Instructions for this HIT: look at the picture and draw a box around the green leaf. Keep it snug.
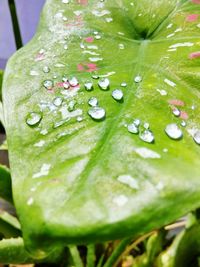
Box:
[0,70,5,127]
[0,165,12,203]
[3,0,200,258]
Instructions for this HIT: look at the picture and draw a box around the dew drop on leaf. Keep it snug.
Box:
[121,82,127,87]
[84,81,93,91]
[172,108,181,117]
[77,116,83,122]
[88,107,106,120]
[68,100,76,111]
[69,77,79,87]
[165,123,183,140]
[139,130,155,143]
[53,97,63,107]
[181,121,186,127]
[193,130,200,145]
[98,78,110,90]
[43,80,54,90]
[112,89,123,101]
[88,97,98,107]
[43,66,50,73]
[26,112,42,126]
[127,123,139,134]
[134,75,142,83]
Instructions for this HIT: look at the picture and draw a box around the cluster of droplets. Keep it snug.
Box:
[127,119,155,144]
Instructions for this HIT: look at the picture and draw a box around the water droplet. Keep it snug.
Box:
[127,123,139,134]
[98,78,110,90]
[88,107,106,120]
[119,43,125,49]
[88,97,98,107]
[144,122,150,129]
[172,108,181,117]
[112,89,123,101]
[62,0,70,3]
[43,66,50,73]
[64,44,68,50]
[91,72,99,79]
[69,77,79,87]
[193,130,200,145]
[77,116,83,122]
[134,119,141,127]
[26,112,42,126]
[68,100,76,111]
[53,97,63,107]
[139,130,155,143]
[84,80,93,91]
[121,82,127,87]
[181,121,186,127]
[62,76,68,82]
[165,123,183,140]
[43,80,54,90]
[63,82,70,89]
[134,75,142,83]
[95,35,102,40]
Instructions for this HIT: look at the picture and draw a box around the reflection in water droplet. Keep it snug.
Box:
[112,89,123,101]
[127,123,139,134]
[88,97,98,107]
[165,123,183,140]
[139,130,154,143]
[43,66,50,73]
[26,112,42,126]
[98,78,110,90]
[172,108,180,117]
[43,80,54,90]
[88,107,106,120]
[53,97,63,107]
[69,77,79,87]
[84,81,93,91]
[134,76,142,83]
[194,130,200,145]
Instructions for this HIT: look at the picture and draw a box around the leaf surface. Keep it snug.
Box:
[3,0,200,257]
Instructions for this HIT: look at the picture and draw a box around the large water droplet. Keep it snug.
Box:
[43,80,54,90]
[98,78,110,90]
[139,130,155,143]
[88,97,98,107]
[112,89,123,101]
[84,81,93,91]
[26,112,42,126]
[69,77,79,87]
[88,107,106,120]
[172,108,181,117]
[165,123,183,140]
[194,130,200,145]
[53,97,63,107]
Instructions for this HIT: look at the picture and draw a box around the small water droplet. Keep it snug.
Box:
[88,97,98,107]
[62,0,70,3]
[121,82,127,87]
[43,80,54,90]
[180,121,186,127]
[88,107,106,120]
[62,76,68,82]
[26,112,42,126]
[53,97,63,107]
[127,123,139,134]
[95,35,101,40]
[139,130,155,143]
[144,122,150,129]
[112,89,123,101]
[69,77,79,87]
[165,123,183,140]
[68,100,76,111]
[77,116,83,122]
[134,119,141,127]
[63,82,70,89]
[172,108,181,117]
[43,66,50,73]
[98,78,110,90]
[84,80,93,91]
[64,44,68,50]
[134,75,142,83]
[91,72,99,79]
[193,130,200,145]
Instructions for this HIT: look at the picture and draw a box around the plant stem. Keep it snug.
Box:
[69,246,84,267]
[87,244,95,267]
[8,0,23,49]
[103,238,132,267]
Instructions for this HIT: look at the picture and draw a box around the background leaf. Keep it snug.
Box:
[3,0,200,258]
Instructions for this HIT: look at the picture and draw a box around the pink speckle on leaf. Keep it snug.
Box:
[191,0,200,4]
[189,51,200,59]
[180,111,189,120]
[77,64,85,71]
[85,36,94,43]
[168,99,185,106]
[186,14,199,22]
[77,62,98,72]
[77,0,88,5]
[35,53,45,62]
